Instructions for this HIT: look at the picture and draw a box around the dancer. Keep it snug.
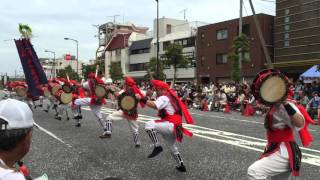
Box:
[103,76,145,146]
[140,80,194,172]
[73,73,109,137]
[247,70,314,179]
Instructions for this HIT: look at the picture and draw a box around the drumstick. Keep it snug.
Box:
[66,74,70,82]
[95,65,99,78]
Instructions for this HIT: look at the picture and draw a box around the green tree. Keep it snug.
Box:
[164,43,189,84]
[82,64,96,79]
[109,62,123,82]
[228,33,250,83]
[146,57,166,80]
[56,65,79,80]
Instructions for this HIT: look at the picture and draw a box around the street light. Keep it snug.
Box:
[64,37,79,75]
[44,49,56,78]
[155,0,159,79]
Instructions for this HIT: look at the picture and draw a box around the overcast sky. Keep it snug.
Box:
[0,0,275,76]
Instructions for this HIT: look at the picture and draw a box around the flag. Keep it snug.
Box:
[15,39,48,98]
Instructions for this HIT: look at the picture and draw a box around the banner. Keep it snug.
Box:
[15,39,48,98]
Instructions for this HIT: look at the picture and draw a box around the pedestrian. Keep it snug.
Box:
[140,80,194,172]
[0,99,34,180]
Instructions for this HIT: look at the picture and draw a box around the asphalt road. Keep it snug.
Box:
[21,102,320,180]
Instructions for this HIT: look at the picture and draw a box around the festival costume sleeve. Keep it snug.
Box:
[297,105,315,147]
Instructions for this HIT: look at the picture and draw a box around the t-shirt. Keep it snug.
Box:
[154,95,175,115]
[0,159,25,180]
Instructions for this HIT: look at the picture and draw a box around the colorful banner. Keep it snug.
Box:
[15,39,48,99]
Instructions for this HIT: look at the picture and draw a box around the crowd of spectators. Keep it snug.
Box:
[136,79,320,120]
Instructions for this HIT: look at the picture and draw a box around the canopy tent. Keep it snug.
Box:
[299,65,320,82]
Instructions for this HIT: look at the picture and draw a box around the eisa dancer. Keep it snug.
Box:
[247,70,314,179]
[73,73,109,137]
[139,80,194,172]
[103,76,145,147]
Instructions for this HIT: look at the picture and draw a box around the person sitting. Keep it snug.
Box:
[306,91,320,120]
[0,99,34,180]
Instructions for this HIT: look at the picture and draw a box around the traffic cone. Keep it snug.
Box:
[203,100,208,112]
[243,104,253,116]
[224,103,230,113]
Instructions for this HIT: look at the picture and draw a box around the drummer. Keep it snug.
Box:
[247,69,314,179]
[103,76,145,147]
[72,73,109,137]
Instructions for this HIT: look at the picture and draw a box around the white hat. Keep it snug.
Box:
[0,99,34,130]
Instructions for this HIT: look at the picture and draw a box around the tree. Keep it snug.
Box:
[146,57,166,80]
[228,33,250,83]
[57,65,79,80]
[82,64,96,79]
[164,43,189,84]
[109,62,123,82]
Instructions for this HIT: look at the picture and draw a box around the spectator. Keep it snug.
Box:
[306,91,320,120]
[0,99,34,180]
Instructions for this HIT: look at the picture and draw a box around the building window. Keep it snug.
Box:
[130,48,150,55]
[284,17,290,24]
[284,33,290,39]
[166,24,172,34]
[174,37,195,48]
[115,49,121,56]
[216,29,228,40]
[284,25,290,31]
[216,53,228,64]
[285,9,290,15]
[129,63,148,72]
[201,33,205,39]
[284,40,290,47]
[163,41,171,51]
[238,24,250,36]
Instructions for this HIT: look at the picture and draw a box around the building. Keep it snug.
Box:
[97,22,150,78]
[274,0,320,78]
[150,18,204,82]
[39,55,83,78]
[196,14,274,84]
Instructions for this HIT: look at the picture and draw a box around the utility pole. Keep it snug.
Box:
[180,9,187,20]
[239,0,243,79]
[248,0,274,69]
[156,0,160,79]
[92,24,100,62]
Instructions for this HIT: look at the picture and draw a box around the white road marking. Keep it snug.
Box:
[33,122,72,148]
[82,107,320,167]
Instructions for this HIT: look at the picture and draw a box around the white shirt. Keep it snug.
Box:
[154,95,175,115]
[0,159,25,180]
[271,102,304,158]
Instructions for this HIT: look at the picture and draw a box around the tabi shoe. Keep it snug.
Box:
[147,146,163,158]
[99,132,111,139]
[176,164,186,172]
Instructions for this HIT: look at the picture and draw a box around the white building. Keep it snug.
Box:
[99,18,206,82]
[39,55,83,78]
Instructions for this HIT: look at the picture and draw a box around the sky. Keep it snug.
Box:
[0,0,275,76]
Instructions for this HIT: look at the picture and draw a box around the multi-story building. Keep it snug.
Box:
[196,14,274,83]
[274,0,320,78]
[98,22,150,78]
[39,55,83,78]
[125,18,205,82]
